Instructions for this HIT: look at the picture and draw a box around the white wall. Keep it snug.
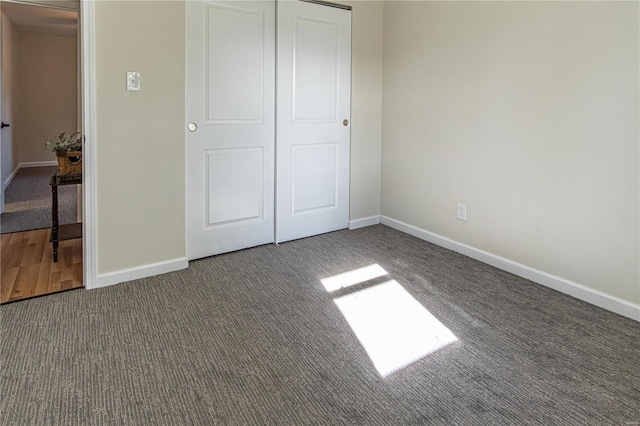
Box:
[381,2,639,306]
[15,32,77,164]
[1,13,17,187]
[93,0,383,277]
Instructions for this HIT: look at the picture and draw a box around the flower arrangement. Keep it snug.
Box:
[46,132,84,175]
[45,132,83,153]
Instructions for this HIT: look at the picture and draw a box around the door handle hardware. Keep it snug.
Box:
[188,123,197,132]
[343,119,349,126]
[1,122,9,129]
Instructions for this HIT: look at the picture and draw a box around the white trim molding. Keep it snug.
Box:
[380,216,640,322]
[81,0,98,290]
[3,166,20,190]
[95,258,189,289]
[348,215,381,230]
[3,161,58,190]
[19,160,57,168]
[2,1,79,11]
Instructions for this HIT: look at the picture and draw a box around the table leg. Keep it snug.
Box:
[52,183,58,263]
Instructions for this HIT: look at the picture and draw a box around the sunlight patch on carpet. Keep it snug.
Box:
[320,263,388,292]
[323,265,457,377]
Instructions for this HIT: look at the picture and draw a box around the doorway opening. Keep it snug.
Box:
[0,0,82,303]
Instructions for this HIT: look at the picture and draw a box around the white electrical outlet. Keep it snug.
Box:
[457,204,467,221]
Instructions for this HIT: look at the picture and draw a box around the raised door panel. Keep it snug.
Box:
[292,143,337,213]
[206,148,263,225]
[293,17,338,122]
[206,4,265,123]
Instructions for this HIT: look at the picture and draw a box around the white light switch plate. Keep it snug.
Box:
[126,71,140,91]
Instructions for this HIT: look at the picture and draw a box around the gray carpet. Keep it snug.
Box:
[1,225,638,424]
[1,166,77,234]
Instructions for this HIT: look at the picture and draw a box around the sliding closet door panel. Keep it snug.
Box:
[186,1,275,260]
[276,0,352,243]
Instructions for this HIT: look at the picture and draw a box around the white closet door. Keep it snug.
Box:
[186,0,275,260]
[276,0,352,243]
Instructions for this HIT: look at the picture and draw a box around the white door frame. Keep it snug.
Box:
[0,0,96,288]
[80,0,97,289]
[0,14,4,215]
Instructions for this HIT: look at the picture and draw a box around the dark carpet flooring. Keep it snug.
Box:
[1,166,77,234]
[1,225,638,424]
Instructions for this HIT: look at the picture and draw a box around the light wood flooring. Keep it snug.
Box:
[1,228,82,304]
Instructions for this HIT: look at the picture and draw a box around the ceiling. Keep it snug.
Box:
[1,1,78,38]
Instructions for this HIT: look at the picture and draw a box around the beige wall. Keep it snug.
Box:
[94,0,382,275]
[343,0,383,221]
[15,32,77,164]
[95,1,186,274]
[381,1,639,304]
[1,13,17,186]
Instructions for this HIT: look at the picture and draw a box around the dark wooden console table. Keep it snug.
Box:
[50,173,82,262]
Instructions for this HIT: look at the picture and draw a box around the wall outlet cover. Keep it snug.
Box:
[457,204,467,221]
[126,72,141,91]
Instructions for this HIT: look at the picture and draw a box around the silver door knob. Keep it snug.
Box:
[343,119,349,126]
[188,123,197,132]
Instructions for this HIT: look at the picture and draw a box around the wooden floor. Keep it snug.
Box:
[1,228,82,304]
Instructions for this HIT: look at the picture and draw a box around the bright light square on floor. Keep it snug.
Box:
[333,280,457,377]
[321,264,388,292]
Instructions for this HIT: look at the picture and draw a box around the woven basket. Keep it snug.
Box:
[56,151,82,175]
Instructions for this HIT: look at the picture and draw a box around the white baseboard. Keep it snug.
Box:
[3,166,20,190]
[20,160,57,168]
[3,161,58,190]
[349,215,381,230]
[380,216,640,322]
[92,257,189,289]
